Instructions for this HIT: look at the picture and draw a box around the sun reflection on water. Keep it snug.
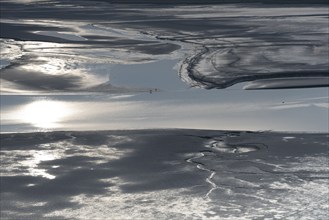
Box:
[23,150,58,180]
[18,100,73,129]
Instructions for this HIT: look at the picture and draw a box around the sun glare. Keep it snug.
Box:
[19,100,72,129]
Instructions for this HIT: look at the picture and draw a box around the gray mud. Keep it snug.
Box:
[1,0,328,92]
[1,129,328,219]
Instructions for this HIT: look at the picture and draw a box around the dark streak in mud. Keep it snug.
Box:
[179,46,329,89]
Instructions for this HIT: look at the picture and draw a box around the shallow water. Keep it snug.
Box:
[1,130,328,219]
[0,1,328,219]
[1,77,328,133]
[1,0,328,133]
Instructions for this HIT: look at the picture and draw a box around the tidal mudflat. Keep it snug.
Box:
[1,130,328,219]
[0,0,328,219]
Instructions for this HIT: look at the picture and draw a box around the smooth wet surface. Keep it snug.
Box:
[1,85,329,133]
[1,0,328,133]
[0,1,328,219]
[1,130,328,219]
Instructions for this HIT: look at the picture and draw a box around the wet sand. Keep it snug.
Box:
[1,1,328,219]
[1,1,328,93]
[1,129,328,219]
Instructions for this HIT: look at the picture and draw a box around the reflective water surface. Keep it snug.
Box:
[1,81,329,133]
[1,0,328,133]
[1,130,328,219]
[0,1,328,220]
